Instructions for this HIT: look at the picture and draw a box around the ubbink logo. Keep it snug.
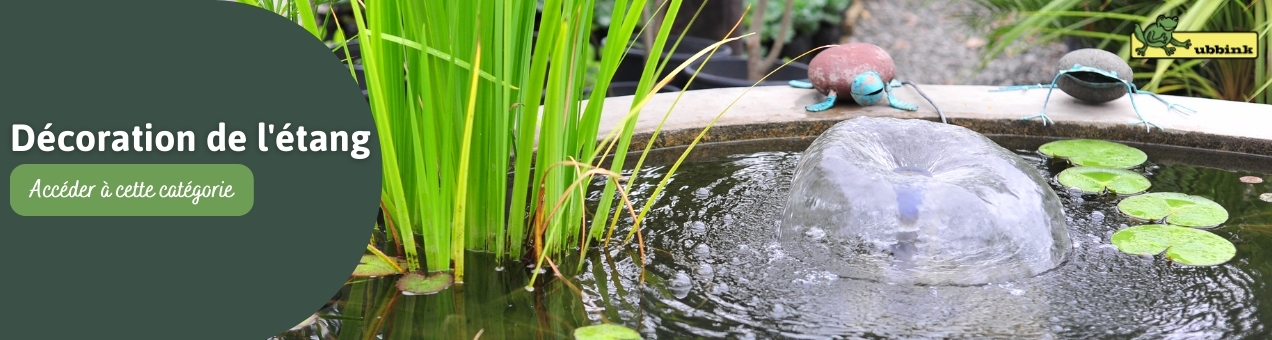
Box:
[1129,14,1258,59]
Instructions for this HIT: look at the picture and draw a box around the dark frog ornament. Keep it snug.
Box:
[990,48,1196,132]
[789,43,946,123]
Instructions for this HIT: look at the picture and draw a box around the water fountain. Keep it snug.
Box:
[778,116,1070,286]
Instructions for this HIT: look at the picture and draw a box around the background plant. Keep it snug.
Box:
[742,0,794,81]
[743,0,851,46]
[736,0,851,81]
[968,0,1271,104]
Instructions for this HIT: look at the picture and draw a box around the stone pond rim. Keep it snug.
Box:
[587,85,1272,157]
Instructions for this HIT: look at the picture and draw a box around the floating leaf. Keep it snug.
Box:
[1038,139,1147,168]
[1117,192,1229,228]
[352,254,407,277]
[397,271,453,295]
[1056,166,1151,194]
[1110,224,1236,266]
[574,324,642,340]
[1261,193,1272,202]
[1239,176,1264,184]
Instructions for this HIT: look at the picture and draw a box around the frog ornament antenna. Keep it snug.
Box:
[990,48,1195,132]
[788,43,947,124]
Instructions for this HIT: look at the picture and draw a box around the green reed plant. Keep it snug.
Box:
[519,2,759,289]
[969,0,1271,104]
[234,0,328,40]
[345,0,740,285]
[248,0,797,294]
[569,2,765,276]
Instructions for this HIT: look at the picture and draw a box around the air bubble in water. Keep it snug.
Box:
[669,272,692,299]
[804,227,826,240]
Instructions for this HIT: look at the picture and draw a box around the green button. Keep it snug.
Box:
[10,164,254,217]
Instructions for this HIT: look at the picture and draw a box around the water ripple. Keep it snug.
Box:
[583,148,1271,339]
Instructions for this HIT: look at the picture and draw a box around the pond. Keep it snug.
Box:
[275,134,1272,340]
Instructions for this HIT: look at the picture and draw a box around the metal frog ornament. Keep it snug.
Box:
[991,48,1196,132]
[789,43,946,124]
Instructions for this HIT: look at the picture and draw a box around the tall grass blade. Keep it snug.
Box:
[352,0,421,273]
[975,0,1082,72]
[452,22,484,284]
[586,0,683,260]
[1253,0,1270,103]
[581,0,649,244]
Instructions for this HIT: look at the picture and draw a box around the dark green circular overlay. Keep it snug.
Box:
[1,1,380,339]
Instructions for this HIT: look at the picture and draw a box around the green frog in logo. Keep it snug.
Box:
[1134,15,1191,56]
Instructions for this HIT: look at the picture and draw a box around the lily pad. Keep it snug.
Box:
[1038,139,1147,168]
[1056,166,1151,194]
[396,271,453,295]
[1117,192,1229,228]
[1110,224,1236,266]
[352,254,407,277]
[574,324,642,340]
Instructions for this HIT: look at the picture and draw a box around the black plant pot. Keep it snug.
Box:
[333,38,361,63]
[812,21,843,48]
[682,56,809,90]
[539,89,595,104]
[348,64,366,91]
[777,22,843,64]
[604,35,735,89]
[602,81,683,97]
[318,2,361,42]
[779,34,815,64]
[808,21,842,60]
[590,28,607,55]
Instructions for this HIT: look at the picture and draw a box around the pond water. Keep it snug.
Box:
[275,135,1272,340]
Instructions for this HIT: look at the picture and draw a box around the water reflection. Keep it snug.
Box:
[277,137,1272,340]
[584,138,1271,339]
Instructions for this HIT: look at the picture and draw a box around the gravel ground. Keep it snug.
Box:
[845,0,1069,86]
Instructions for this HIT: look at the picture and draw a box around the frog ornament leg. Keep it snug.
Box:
[790,73,947,123]
[991,64,1196,132]
[790,72,913,111]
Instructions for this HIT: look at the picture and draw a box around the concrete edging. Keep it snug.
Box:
[594,85,1272,156]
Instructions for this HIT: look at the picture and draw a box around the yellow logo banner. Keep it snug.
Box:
[1130,31,1259,59]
